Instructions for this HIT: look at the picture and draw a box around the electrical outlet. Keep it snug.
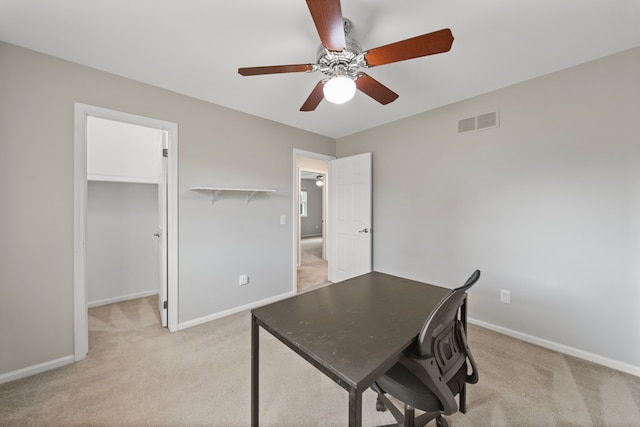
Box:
[500,289,511,304]
[239,275,249,286]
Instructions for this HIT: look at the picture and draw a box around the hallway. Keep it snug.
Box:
[297,236,329,292]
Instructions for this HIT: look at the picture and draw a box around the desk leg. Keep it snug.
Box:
[459,296,468,413]
[251,315,259,426]
[348,389,362,427]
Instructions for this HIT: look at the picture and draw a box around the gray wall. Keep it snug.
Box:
[337,47,640,369]
[301,178,323,237]
[0,41,335,376]
[87,182,158,306]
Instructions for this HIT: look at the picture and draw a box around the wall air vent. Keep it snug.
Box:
[477,111,498,129]
[458,110,499,134]
[458,117,476,133]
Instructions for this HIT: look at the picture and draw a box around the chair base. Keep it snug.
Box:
[375,393,448,427]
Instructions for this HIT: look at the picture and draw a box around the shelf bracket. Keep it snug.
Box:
[246,191,258,204]
[210,190,222,204]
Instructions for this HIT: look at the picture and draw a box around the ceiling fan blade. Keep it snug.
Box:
[238,64,314,76]
[300,80,325,112]
[306,0,346,52]
[364,28,454,67]
[355,73,399,105]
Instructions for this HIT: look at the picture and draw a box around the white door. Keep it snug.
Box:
[157,135,168,327]
[328,152,372,283]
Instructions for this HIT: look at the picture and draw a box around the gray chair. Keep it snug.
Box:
[372,270,480,427]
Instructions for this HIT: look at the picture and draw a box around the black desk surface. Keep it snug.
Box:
[252,271,451,393]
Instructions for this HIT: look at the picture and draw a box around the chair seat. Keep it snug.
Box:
[376,362,467,412]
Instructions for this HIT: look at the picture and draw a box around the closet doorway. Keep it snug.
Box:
[74,103,178,362]
[86,117,165,315]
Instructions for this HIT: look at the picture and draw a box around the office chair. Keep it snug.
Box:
[372,270,481,427]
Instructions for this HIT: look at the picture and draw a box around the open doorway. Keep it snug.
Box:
[86,116,164,315]
[294,151,333,293]
[298,171,328,292]
[74,103,178,362]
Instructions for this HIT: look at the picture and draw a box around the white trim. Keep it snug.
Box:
[88,290,158,308]
[0,356,75,385]
[74,106,89,361]
[166,122,179,333]
[87,174,159,184]
[74,103,180,364]
[469,318,640,377]
[177,291,294,330]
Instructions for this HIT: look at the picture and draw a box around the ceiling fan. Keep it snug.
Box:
[238,0,454,112]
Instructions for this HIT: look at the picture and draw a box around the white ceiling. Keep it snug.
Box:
[1,0,639,139]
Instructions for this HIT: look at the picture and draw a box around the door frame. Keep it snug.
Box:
[158,132,169,327]
[292,149,334,292]
[73,103,179,361]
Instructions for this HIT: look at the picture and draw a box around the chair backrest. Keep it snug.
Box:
[416,270,480,381]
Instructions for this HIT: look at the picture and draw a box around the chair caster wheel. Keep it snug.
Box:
[435,415,448,427]
[376,398,386,412]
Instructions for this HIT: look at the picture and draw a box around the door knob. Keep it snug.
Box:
[358,228,369,233]
[154,232,161,237]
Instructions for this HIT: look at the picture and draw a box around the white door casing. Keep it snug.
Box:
[157,134,168,327]
[328,152,373,283]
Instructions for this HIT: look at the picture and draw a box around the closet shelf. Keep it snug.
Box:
[189,187,276,204]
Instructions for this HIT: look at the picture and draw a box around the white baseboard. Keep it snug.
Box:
[469,318,640,377]
[0,355,75,385]
[178,291,294,331]
[88,290,157,308]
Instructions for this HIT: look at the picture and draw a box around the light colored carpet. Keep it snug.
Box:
[1,294,640,426]
[297,236,330,293]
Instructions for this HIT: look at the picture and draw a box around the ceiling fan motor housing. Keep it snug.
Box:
[315,18,367,80]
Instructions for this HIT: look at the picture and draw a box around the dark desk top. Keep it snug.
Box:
[252,271,451,393]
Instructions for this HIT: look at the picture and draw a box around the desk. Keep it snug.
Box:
[251,271,467,426]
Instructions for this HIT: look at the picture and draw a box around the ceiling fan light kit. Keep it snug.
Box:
[323,74,356,104]
[238,0,454,112]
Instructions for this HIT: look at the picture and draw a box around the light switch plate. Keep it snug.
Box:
[500,289,510,304]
